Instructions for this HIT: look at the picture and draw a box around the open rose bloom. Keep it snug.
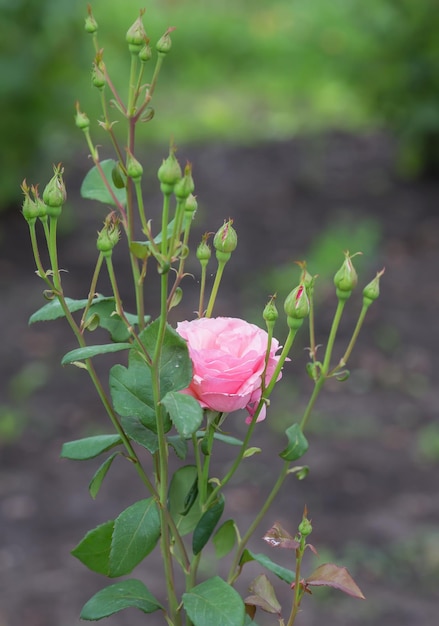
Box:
[176,317,282,423]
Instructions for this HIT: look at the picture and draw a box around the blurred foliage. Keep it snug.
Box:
[345,0,439,177]
[1,0,439,209]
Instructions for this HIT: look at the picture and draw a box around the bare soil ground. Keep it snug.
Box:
[1,132,439,626]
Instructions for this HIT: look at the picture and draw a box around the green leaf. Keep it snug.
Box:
[80,159,127,207]
[193,495,225,555]
[89,453,120,499]
[168,465,202,536]
[80,579,163,620]
[109,321,191,433]
[195,431,244,447]
[162,391,203,438]
[71,520,114,575]
[121,415,159,454]
[139,319,193,393]
[240,550,295,585]
[167,434,188,459]
[61,434,122,460]
[109,498,161,577]
[243,447,261,458]
[213,519,238,559]
[61,343,132,365]
[182,576,245,626]
[29,295,107,324]
[86,299,130,342]
[110,352,159,432]
[279,423,309,462]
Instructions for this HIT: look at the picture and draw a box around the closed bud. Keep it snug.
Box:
[75,101,90,130]
[84,5,98,34]
[284,284,310,320]
[184,194,198,217]
[126,10,147,51]
[334,251,359,300]
[21,180,39,222]
[157,145,182,193]
[126,150,143,182]
[156,27,175,54]
[298,515,312,538]
[213,219,238,257]
[363,268,385,307]
[196,234,211,265]
[96,213,120,257]
[295,260,314,291]
[139,43,152,63]
[174,163,194,200]
[263,296,279,328]
[42,164,66,217]
[92,60,106,89]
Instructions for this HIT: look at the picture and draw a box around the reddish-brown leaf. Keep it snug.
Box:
[263,522,300,550]
[305,563,365,599]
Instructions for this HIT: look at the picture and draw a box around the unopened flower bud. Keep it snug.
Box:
[334,251,359,300]
[284,284,310,321]
[139,43,152,63]
[196,234,211,266]
[21,180,39,222]
[126,150,143,182]
[157,147,182,194]
[96,214,120,257]
[298,515,312,538]
[184,194,198,217]
[84,5,98,34]
[42,165,66,217]
[363,268,385,307]
[156,27,175,54]
[213,219,238,264]
[75,101,90,130]
[92,61,106,89]
[126,10,147,52]
[263,296,279,331]
[174,163,194,200]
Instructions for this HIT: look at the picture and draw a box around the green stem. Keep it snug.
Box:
[80,252,104,331]
[205,259,226,318]
[28,221,53,289]
[300,298,346,431]
[227,461,290,584]
[331,303,368,374]
[198,260,208,317]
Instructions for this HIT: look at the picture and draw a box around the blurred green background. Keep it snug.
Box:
[1,0,439,208]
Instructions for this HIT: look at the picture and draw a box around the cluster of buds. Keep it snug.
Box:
[21,165,67,224]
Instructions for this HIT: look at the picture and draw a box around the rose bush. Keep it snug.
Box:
[176,317,282,422]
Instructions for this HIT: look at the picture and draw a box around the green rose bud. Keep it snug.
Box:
[158,146,182,194]
[96,214,120,257]
[21,180,39,222]
[196,234,211,266]
[42,164,66,217]
[84,6,98,34]
[156,27,175,54]
[174,163,195,200]
[363,268,385,307]
[75,101,90,130]
[139,43,152,63]
[334,251,359,300]
[284,284,310,320]
[213,219,238,263]
[126,10,148,52]
[92,61,106,90]
[126,150,143,182]
[298,515,312,538]
[263,296,279,325]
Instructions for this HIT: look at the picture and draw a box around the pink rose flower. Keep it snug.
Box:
[176,317,282,423]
